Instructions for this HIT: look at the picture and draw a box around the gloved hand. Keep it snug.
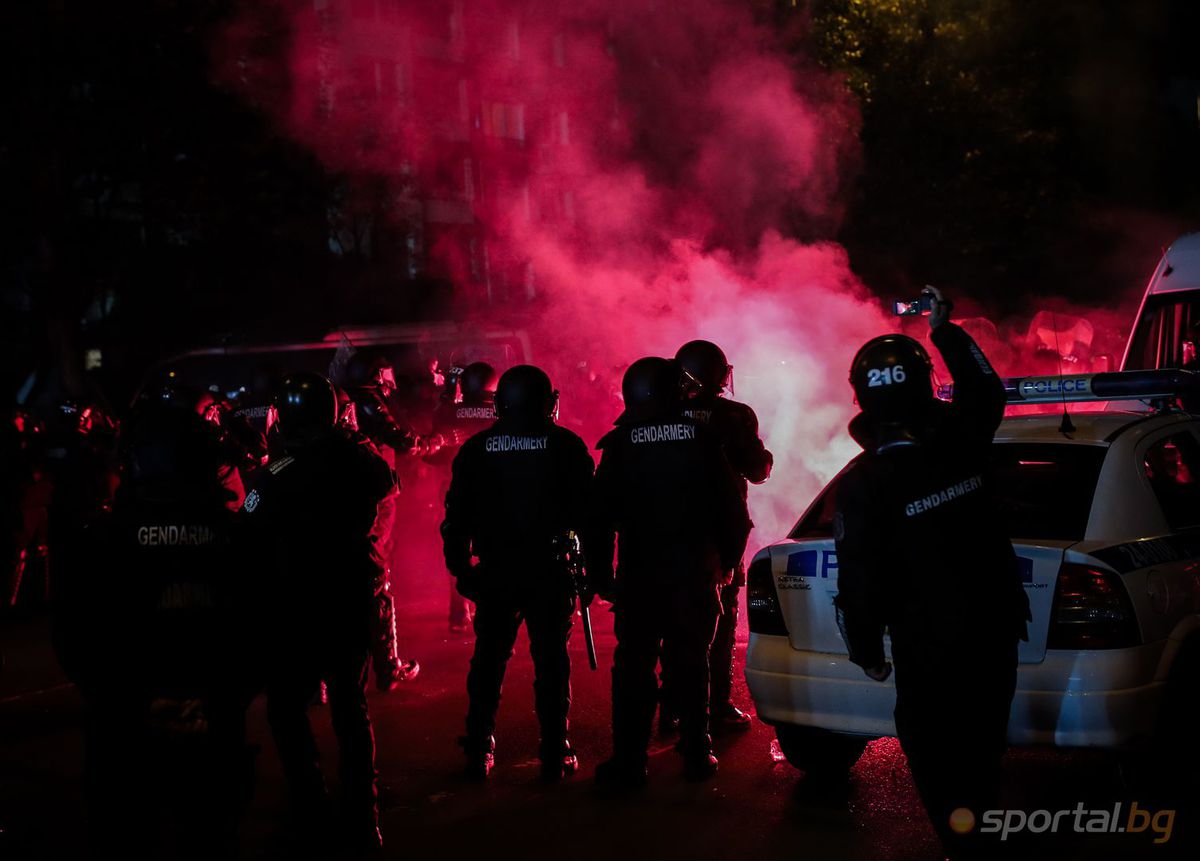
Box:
[922,285,952,329]
[864,662,893,682]
[454,562,485,601]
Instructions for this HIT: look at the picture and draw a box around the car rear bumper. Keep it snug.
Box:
[745,634,1166,748]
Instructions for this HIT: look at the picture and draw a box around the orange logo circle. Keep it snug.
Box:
[949,808,976,835]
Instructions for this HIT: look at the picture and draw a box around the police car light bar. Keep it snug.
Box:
[936,369,1200,406]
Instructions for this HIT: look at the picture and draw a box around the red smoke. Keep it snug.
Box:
[216,2,1136,547]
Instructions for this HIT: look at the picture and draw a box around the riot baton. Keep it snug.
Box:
[553,530,597,670]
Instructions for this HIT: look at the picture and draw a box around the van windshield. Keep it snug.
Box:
[788,442,1106,542]
[1125,293,1200,371]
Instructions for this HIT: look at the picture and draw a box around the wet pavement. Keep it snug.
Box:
[1,590,1194,860]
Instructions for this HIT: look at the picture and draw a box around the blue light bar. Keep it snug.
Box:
[936,369,1200,406]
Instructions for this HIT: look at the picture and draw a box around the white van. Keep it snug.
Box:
[1122,233,1200,372]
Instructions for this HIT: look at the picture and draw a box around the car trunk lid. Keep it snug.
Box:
[769,538,1068,663]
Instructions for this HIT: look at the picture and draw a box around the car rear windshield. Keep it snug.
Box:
[990,443,1106,540]
[789,443,1106,542]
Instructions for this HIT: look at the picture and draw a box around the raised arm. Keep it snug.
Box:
[925,287,1006,439]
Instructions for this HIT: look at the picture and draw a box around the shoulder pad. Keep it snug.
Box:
[723,398,757,421]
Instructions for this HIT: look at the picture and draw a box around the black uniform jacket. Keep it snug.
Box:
[56,484,241,701]
[590,410,751,594]
[426,399,498,468]
[441,416,594,577]
[833,323,1031,671]
[242,430,396,638]
[681,395,773,493]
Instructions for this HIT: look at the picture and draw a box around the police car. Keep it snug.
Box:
[745,370,1200,778]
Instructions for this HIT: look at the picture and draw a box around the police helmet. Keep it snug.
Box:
[495,365,557,420]
[345,349,395,390]
[274,372,339,437]
[849,334,934,419]
[621,357,684,420]
[675,340,732,394]
[460,362,499,403]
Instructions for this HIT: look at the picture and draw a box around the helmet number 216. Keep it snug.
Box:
[867,365,907,387]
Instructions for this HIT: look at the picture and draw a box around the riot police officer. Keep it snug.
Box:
[243,373,397,851]
[674,339,772,730]
[429,362,500,632]
[441,365,594,780]
[429,362,500,458]
[347,350,452,672]
[834,287,1030,859]
[591,358,751,787]
[346,349,454,462]
[54,404,249,858]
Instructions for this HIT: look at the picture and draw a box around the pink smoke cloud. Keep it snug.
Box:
[216,1,1137,549]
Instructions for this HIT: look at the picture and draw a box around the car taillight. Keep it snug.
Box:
[1047,563,1140,650]
[746,556,788,636]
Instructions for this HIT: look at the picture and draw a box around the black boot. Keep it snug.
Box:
[459,735,495,780]
[540,739,579,781]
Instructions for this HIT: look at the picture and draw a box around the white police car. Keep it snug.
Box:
[745,370,1200,778]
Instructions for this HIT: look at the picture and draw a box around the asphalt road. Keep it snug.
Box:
[1,565,1195,860]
